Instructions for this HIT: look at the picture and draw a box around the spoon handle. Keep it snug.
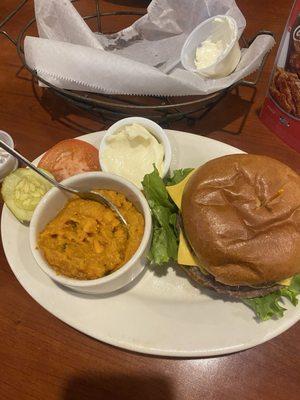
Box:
[0,140,78,195]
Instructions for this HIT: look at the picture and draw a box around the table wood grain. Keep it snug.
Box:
[0,1,299,399]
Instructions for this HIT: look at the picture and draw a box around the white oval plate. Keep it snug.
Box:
[2,130,300,357]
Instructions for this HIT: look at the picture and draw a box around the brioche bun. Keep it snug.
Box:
[182,154,300,286]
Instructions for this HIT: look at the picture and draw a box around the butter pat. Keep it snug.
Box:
[195,38,225,70]
[102,123,164,188]
[180,15,241,78]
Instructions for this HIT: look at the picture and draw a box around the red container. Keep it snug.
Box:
[260,0,300,151]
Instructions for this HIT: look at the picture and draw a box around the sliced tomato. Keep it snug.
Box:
[38,139,100,182]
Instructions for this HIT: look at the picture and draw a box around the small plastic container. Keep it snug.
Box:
[181,15,241,78]
[0,131,18,181]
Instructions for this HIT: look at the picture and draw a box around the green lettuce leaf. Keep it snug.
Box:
[243,293,286,321]
[280,274,300,306]
[149,227,173,264]
[243,275,300,321]
[165,168,194,186]
[142,166,189,265]
[142,167,175,210]
[150,204,178,261]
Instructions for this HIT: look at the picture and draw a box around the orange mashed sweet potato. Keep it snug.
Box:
[38,190,144,280]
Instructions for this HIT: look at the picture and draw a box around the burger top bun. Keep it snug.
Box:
[181,154,300,286]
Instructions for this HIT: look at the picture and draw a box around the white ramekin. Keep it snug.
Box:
[29,171,152,295]
[99,117,172,188]
[181,15,241,78]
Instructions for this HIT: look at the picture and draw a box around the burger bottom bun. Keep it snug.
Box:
[185,266,283,299]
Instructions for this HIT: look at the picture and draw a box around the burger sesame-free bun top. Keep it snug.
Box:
[181,154,300,286]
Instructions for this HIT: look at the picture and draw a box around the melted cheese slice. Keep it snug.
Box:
[279,277,292,286]
[166,172,194,209]
[178,231,198,266]
[166,171,197,266]
[166,171,293,287]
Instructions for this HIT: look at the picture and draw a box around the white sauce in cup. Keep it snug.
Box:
[102,123,164,188]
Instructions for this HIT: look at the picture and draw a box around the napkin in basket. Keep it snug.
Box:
[24,0,275,96]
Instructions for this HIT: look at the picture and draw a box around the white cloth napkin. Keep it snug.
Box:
[24,0,275,96]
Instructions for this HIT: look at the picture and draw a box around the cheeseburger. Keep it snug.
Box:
[179,154,300,299]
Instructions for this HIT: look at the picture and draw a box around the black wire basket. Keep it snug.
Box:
[1,0,274,124]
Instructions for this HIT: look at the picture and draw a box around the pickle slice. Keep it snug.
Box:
[1,168,53,223]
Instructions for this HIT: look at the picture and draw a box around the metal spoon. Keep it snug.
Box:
[0,140,128,227]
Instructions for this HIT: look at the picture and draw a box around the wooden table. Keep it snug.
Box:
[1,1,299,399]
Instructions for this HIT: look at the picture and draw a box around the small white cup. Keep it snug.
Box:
[181,15,241,78]
[99,117,172,188]
[0,131,18,181]
[30,172,152,295]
